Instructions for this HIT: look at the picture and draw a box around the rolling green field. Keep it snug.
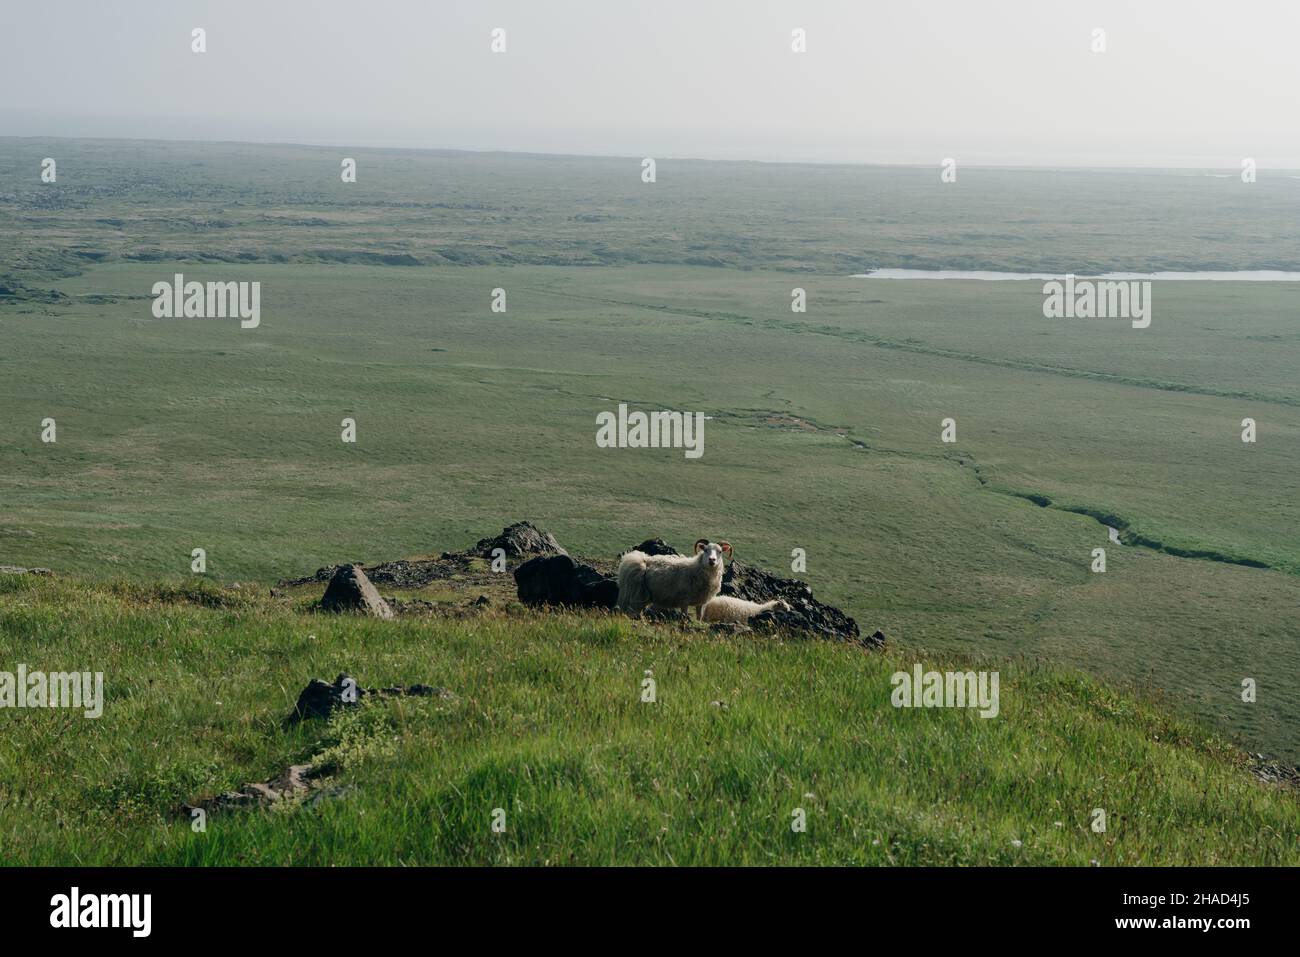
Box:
[2,134,1298,845]
[1,573,1296,866]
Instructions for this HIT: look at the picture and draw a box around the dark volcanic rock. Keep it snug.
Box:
[196,675,454,816]
[319,564,394,619]
[281,523,570,591]
[721,559,864,645]
[364,558,458,588]
[284,525,872,647]
[1251,754,1300,788]
[720,559,811,603]
[182,761,327,815]
[630,538,679,556]
[287,674,360,723]
[515,554,618,609]
[474,521,567,559]
[279,563,353,586]
[747,604,875,647]
[285,673,454,725]
[613,540,868,645]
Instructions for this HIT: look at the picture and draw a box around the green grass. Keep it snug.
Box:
[3,260,1298,765]
[2,138,1298,774]
[1,573,1295,866]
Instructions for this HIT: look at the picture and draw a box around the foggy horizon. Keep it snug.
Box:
[7,126,1300,173]
[4,0,1299,169]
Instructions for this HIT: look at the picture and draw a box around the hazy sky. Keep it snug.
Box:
[3,0,1297,167]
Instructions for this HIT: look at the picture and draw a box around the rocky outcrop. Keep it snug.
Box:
[182,762,333,816]
[473,521,567,559]
[0,565,52,576]
[285,673,453,725]
[364,558,462,588]
[183,674,455,816]
[287,524,874,647]
[1251,754,1300,788]
[282,523,571,592]
[610,538,869,645]
[278,563,352,586]
[319,565,393,619]
[749,605,883,648]
[628,538,678,557]
[719,558,866,645]
[514,554,618,609]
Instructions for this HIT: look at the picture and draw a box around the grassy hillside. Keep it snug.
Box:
[3,261,1298,765]
[0,571,1295,866]
[2,138,1297,771]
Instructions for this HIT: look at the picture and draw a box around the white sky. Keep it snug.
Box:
[2,0,1297,167]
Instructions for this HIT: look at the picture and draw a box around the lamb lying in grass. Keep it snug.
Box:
[701,595,791,623]
[617,539,732,619]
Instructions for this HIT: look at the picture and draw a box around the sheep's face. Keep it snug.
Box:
[693,539,733,570]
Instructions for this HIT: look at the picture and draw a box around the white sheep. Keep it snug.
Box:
[616,539,733,619]
[701,595,791,623]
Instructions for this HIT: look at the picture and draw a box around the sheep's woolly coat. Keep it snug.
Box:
[616,549,725,618]
[701,595,789,623]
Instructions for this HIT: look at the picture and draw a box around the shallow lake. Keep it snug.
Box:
[852,269,1300,281]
